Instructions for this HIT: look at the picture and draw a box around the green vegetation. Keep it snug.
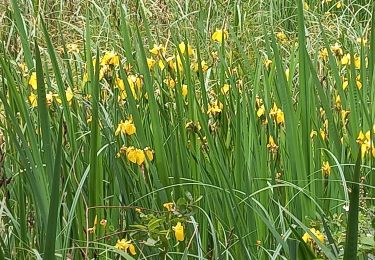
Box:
[0,0,374,259]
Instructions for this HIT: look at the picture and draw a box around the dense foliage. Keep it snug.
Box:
[0,0,374,259]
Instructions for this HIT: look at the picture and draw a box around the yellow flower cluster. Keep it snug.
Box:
[27,72,74,108]
[115,239,136,255]
[79,51,150,104]
[269,103,285,125]
[319,42,365,71]
[163,202,174,211]
[164,78,176,88]
[302,228,325,244]
[101,51,120,66]
[276,32,288,43]
[207,100,223,116]
[211,29,229,43]
[82,51,120,83]
[318,43,367,91]
[178,42,194,56]
[318,48,329,62]
[119,146,154,165]
[320,119,329,141]
[193,60,209,72]
[149,41,209,76]
[72,41,208,107]
[115,74,143,101]
[264,59,273,69]
[340,53,362,69]
[150,43,182,72]
[149,43,166,56]
[115,118,136,136]
[267,136,279,154]
[162,203,186,241]
[182,84,188,97]
[357,127,375,159]
[256,96,266,118]
[255,97,285,126]
[334,95,350,124]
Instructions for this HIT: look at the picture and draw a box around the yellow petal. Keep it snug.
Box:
[28,92,37,107]
[173,222,184,241]
[129,243,136,255]
[342,80,349,90]
[212,29,228,43]
[46,91,54,106]
[178,42,194,55]
[29,72,38,90]
[276,110,285,125]
[66,87,74,103]
[356,80,362,90]
[116,78,125,91]
[147,58,156,70]
[341,54,350,65]
[158,60,165,70]
[182,84,188,97]
[124,121,136,135]
[285,68,290,81]
[126,147,137,164]
[257,105,265,118]
[163,202,174,211]
[144,147,154,161]
[221,84,230,95]
[135,149,146,165]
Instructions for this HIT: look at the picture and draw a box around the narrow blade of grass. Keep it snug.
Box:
[343,151,362,260]
[35,40,54,185]
[44,114,64,260]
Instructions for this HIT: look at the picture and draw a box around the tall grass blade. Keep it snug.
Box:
[343,152,362,259]
[9,0,33,68]
[43,114,64,260]
[35,40,54,183]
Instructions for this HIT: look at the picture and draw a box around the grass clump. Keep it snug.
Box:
[0,0,374,259]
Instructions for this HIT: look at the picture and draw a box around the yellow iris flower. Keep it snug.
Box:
[212,29,228,43]
[221,84,230,95]
[147,58,156,70]
[267,136,279,154]
[269,103,285,125]
[302,228,325,244]
[115,239,136,255]
[322,161,331,177]
[125,146,146,165]
[29,72,38,90]
[182,84,188,97]
[207,100,223,116]
[28,93,37,108]
[66,87,74,104]
[173,222,184,241]
[178,42,194,56]
[163,202,174,211]
[115,119,136,136]
[101,51,120,66]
